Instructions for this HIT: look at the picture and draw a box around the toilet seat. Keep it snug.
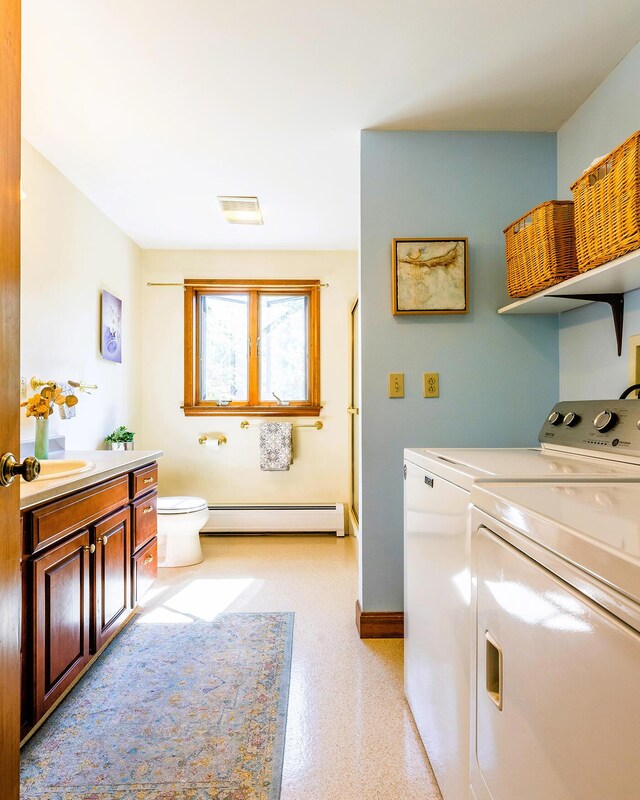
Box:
[157,496,208,515]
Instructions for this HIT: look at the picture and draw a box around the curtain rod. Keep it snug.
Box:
[146,281,329,289]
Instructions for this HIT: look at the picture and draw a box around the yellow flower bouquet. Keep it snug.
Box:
[21,384,79,459]
[21,385,78,419]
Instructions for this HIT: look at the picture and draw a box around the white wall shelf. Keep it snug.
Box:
[498,247,640,356]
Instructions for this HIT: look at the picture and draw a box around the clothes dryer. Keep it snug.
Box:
[469,480,640,800]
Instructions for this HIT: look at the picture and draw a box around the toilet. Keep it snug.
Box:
[157,496,209,567]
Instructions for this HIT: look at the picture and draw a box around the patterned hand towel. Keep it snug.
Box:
[259,422,293,471]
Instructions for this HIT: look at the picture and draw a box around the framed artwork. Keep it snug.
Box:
[101,290,122,363]
[392,238,468,315]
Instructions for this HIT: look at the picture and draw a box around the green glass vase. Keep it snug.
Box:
[34,416,49,460]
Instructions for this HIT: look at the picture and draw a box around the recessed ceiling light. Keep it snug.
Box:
[217,195,263,225]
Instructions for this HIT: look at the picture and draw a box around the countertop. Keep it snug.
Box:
[20,450,163,510]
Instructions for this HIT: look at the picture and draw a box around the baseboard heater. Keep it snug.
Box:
[202,503,345,537]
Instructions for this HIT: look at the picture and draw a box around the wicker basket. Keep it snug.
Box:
[504,201,578,298]
[571,130,640,272]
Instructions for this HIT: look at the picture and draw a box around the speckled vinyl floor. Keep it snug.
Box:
[140,534,443,800]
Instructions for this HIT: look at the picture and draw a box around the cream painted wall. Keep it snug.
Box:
[137,250,356,505]
[20,141,142,450]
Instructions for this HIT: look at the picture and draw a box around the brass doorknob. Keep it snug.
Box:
[0,453,40,487]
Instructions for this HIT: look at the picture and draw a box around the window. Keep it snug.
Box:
[184,279,321,416]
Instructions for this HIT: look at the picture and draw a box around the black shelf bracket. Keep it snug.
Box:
[553,293,625,356]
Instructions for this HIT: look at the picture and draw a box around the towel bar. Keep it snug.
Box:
[240,420,323,430]
[30,377,98,393]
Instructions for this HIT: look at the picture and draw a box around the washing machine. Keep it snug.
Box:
[404,399,640,800]
[469,479,640,800]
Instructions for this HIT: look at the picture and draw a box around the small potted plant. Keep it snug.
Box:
[105,425,135,451]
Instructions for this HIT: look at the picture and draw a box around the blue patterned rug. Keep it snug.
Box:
[21,612,294,800]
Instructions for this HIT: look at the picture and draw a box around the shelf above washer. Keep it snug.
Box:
[498,247,640,356]
[498,247,640,315]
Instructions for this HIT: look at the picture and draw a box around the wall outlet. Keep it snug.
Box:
[388,373,404,398]
[423,372,439,398]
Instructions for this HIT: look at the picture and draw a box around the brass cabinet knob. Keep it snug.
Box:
[142,505,154,514]
[143,554,154,564]
[98,535,108,546]
[0,453,41,487]
[83,543,96,554]
[143,476,154,484]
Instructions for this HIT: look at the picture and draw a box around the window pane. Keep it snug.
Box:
[259,294,308,402]
[200,294,248,402]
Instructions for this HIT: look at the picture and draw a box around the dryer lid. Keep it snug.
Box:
[157,496,208,515]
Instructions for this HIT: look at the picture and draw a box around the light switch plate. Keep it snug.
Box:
[423,372,439,398]
[628,334,640,386]
[388,373,404,398]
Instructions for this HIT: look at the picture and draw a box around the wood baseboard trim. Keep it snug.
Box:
[355,599,404,638]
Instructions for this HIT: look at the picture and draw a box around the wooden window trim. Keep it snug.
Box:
[183,279,321,417]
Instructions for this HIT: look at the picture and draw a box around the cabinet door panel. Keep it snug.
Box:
[93,507,131,653]
[33,530,91,719]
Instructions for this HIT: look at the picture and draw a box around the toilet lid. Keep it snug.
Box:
[157,496,208,515]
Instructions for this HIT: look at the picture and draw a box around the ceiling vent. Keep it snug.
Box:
[217,195,263,225]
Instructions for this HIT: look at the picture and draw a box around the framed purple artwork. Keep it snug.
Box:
[101,290,122,363]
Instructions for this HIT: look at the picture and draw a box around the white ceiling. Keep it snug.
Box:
[22,1,640,250]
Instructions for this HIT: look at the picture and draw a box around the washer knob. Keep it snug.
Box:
[593,409,618,433]
[564,411,580,427]
[548,411,563,426]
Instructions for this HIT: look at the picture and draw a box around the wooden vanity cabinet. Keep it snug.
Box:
[22,461,159,735]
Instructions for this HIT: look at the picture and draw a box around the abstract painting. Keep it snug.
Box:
[101,290,122,362]
[392,238,468,315]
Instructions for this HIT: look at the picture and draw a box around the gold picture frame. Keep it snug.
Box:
[392,238,468,315]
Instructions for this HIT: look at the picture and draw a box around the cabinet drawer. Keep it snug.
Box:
[132,491,157,552]
[132,537,158,606]
[130,463,158,500]
[30,476,129,554]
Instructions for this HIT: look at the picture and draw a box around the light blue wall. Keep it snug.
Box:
[360,131,559,612]
[557,42,640,399]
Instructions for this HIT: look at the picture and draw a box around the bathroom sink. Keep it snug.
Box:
[31,459,95,481]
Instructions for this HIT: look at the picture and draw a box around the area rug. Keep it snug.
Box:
[21,612,294,800]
